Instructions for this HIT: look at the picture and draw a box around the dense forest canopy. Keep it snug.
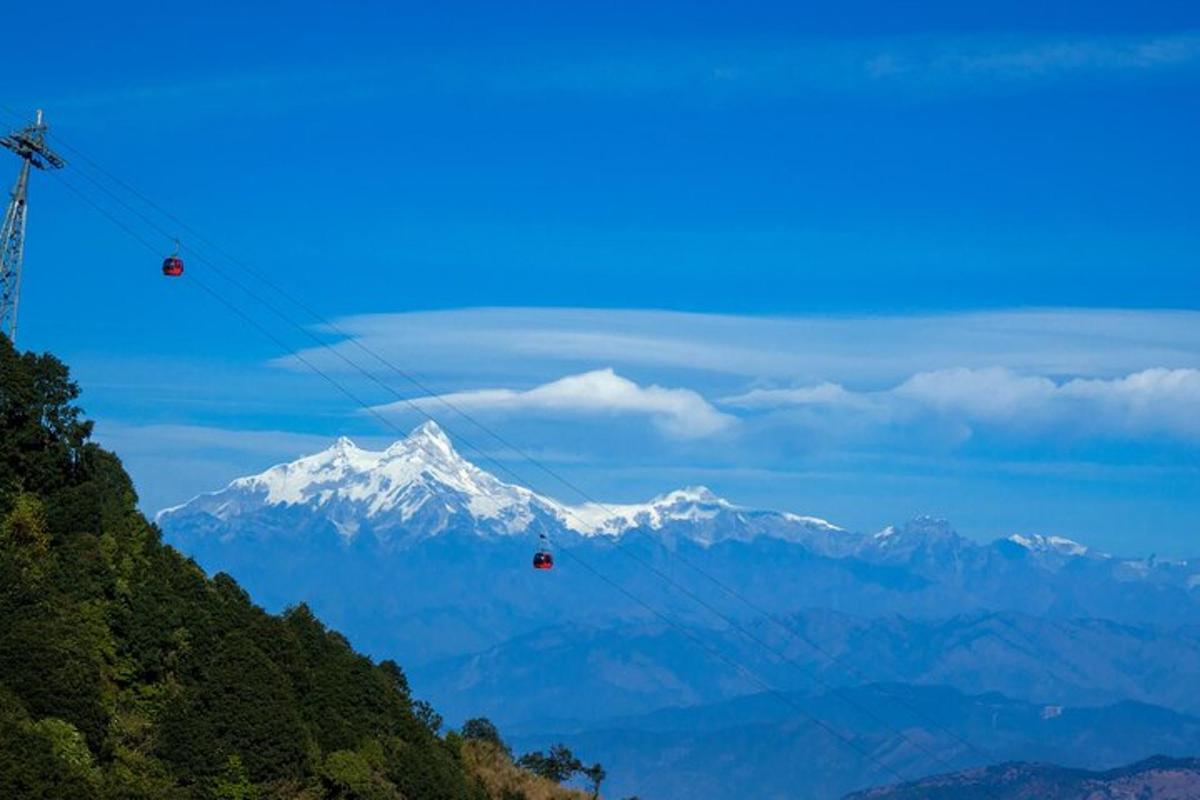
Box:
[0,333,595,799]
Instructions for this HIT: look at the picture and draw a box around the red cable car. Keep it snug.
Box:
[532,533,553,570]
[162,240,184,277]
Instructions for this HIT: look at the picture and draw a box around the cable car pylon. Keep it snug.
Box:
[0,109,65,344]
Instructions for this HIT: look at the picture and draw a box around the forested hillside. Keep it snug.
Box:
[0,333,591,799]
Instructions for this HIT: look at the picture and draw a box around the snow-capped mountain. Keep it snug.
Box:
[158,421,562,541]
[157,422,1200,591]
[157,420,844,548]
[155,421,1200,678]
[1007,533,1092,557]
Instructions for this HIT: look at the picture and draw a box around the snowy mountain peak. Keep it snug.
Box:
[871,516,958,541]
[379,419,460,462]
[657,485,727,507]
[157,422,544,537]
[864,516,966,558]
[158,425,847,547]
[397,419,456,456]
[906,515,956,532]
[1008,533,1090,557]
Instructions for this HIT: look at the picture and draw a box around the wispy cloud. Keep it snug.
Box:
[459,32,1200,99]
[41,31,1200,119]
[852,33,1200,88]
[93,422,338,459]
[279,307,1200,388]
[371,368,735,439]
[90,422,348,514]
[725,367,1200,443]
[723,382,866,409]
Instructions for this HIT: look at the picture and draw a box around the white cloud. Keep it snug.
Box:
[729,367,1200,442]
[278,307,1200,389]
[371,368,735,439]
[723,382,866,409]
[268,307,1200,445]
[893,367,1058,420]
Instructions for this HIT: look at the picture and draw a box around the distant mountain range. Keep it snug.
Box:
[421,611,1200,728]
[159,419,1164,563]
[156,422,1200,799]
[158,420,845,546]
[844,755,1200,800]
[159,422,1200,659]
[509,685,1200,800]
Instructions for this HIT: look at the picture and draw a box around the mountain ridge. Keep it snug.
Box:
[842,755,1200,800]
[157,420,847,548]
[158,422,1196,572]
[509,684,1200,800]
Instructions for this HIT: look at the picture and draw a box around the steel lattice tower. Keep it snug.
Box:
[1,110,65,344]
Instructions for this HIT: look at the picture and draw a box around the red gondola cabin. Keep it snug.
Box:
[533,552,553,570]
[162,256,184,277]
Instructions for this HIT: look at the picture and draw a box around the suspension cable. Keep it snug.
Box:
[46,166,943,788]
[31,118,1031,789]
[47,158,997,774]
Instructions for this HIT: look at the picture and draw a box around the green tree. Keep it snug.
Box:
[0,493,51,600]
[516,744,583,784]
[211,755,259,800]
[414,699,443,735]
[158,631,312,782]
[581,762,606,798]
[0,689,98,799]
[461,717,506,752]
[0,335,93,500]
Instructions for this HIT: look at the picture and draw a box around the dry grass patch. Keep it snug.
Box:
[463,740,593,800]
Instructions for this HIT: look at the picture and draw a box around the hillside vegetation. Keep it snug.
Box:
[0,333,592,799]
[463,740,592,800]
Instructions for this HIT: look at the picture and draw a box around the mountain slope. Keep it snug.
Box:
[0,335,585,799]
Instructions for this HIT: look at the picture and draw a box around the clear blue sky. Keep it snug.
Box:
[5,1,1199,555]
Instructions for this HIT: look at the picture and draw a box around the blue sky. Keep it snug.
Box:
[4,1,1199,555]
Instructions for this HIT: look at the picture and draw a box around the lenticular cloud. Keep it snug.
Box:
[372,368,736,439]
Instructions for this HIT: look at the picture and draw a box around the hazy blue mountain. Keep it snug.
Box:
[158,424,1200,665]
[416,611,1200,729]
[156,423,1200,798]
[509,686,1200,800]
[844,755,1200,800]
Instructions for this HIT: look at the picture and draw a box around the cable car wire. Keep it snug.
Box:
[30,118,1023,792]
[14,113,1033,778]
[46,159,997,778]
[16,117,1012,767]
[31,118,1010,777]
[46,166,939,789]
